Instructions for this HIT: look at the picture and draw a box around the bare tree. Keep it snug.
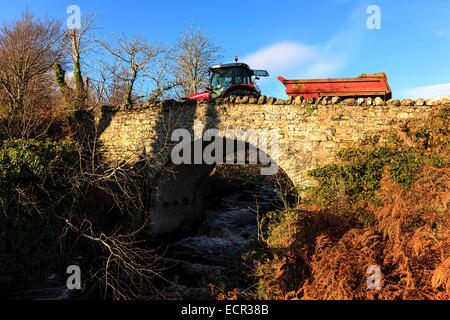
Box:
[0,11,64,139]
[103,65,129,106]
[98,33,162,106]
[55,12,98,109]
[169,25,223,98]
[144,46,178,102]
[89,58,116,107]
[67,12,97,91]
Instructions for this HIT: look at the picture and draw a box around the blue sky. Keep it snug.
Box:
[1,0,450,99]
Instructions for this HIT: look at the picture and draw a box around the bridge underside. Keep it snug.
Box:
[149,139,287,235]
[150,164,213,235]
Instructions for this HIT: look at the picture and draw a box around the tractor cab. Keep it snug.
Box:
[188,58,269,100]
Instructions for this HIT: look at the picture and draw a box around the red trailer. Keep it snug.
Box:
[277,72,392,100]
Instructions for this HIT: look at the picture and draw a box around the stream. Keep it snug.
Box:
[7,173,280,300]
[154,175,278,299]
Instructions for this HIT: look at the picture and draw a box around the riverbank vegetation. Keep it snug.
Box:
[0,9,222,299]
[236,106,449,300]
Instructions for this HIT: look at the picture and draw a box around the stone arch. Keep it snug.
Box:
[149,137,295,235]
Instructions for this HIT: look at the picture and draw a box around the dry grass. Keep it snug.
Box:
[207,107,450,301]
[245,107,450,300]
[254,166,449,300]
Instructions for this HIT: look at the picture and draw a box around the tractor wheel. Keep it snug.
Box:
[223,88,260,98]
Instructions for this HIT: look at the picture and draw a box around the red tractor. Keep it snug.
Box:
[188,57,269,100]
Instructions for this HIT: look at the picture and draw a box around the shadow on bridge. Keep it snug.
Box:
[145,99,220,236]
[146,100,295,236]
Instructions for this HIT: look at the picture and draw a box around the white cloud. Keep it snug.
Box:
[239,38,352,97]
[306,56,347,78]
[399,83,450,99]
[241,42,318,75]
[241,41,348,78]
[239,6,366,98]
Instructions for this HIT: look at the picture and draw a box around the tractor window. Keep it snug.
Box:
[234,67,251,85]
[211,69,233,97]
[211,69,233,89]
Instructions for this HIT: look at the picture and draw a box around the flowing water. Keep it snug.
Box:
[155,175,278,299]
[8,174,280,300]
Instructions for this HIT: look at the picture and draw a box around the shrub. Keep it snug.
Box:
[0,138,78,294]
[246,106,449,300]
[306,144,445,206]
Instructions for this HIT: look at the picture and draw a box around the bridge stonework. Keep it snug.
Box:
[98,100,436,187]
[97,99,438,233]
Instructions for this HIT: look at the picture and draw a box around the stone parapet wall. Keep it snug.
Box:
[98,96,443,189]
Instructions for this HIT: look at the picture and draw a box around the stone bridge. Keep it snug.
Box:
[97,96,439,234]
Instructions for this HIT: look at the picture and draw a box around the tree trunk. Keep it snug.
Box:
[72,30,84,93]
[125,69,137,106]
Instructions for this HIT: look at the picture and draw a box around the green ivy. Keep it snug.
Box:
[305,143,445,206]
[304,103,318,115]
[0,138,78,294]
